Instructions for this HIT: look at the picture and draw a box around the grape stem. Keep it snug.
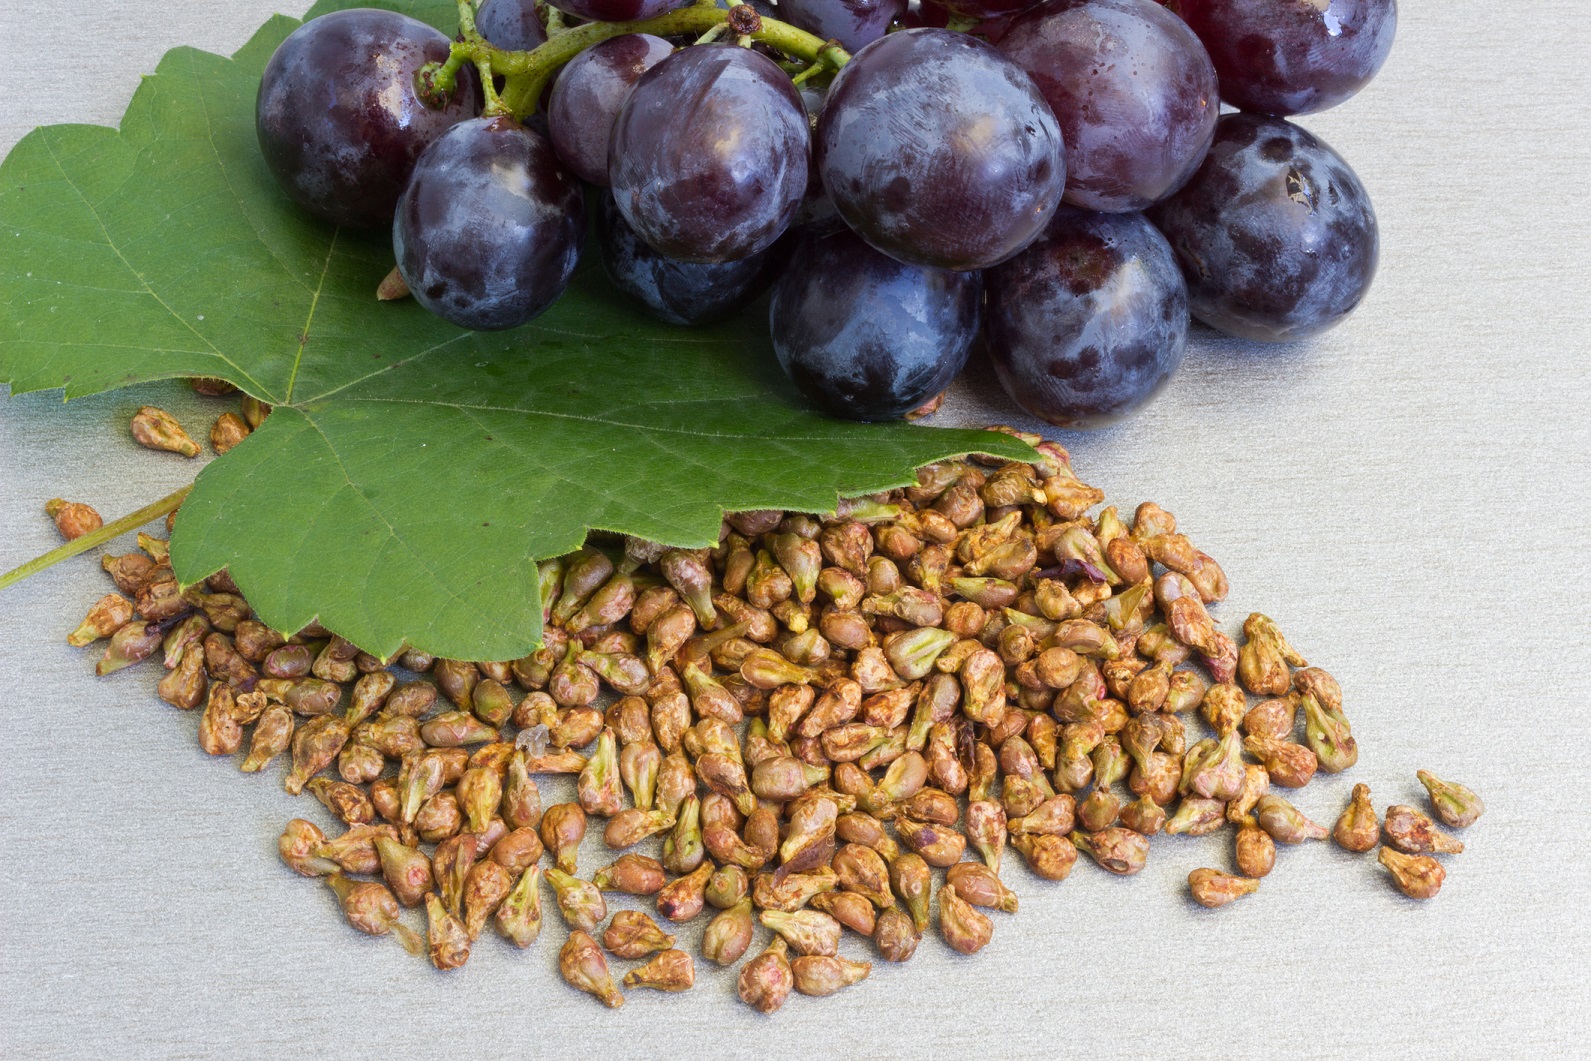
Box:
[0,485,192,594]
[449,0,512,116]
[423,3,851,119]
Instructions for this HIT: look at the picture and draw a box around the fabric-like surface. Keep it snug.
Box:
[2,1,1589,1058]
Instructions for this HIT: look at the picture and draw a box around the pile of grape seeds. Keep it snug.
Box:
[62,406,1483,1010]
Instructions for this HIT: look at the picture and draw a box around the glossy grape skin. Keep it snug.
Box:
[474,0,547,50]
[393,118,585,331]
[610,45,809,263]
[1147,114,1377,342]
[816,29,1066,270]
[547,35,674,187]
[596,193,786,326]
[985,207,1187,427]
[255,9,478,228]
[553,0,687,23]
[1175,0,1396,116]
[777,0,905,54]
[770,228,981,421]
[1000,0,1218,213]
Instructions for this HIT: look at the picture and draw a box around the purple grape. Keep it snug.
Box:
[393,117,585,331]
[1000,0,1218,212]
[1147,113,1377,342]
[610,45,809,263]
[777,0,905,54]
[984,207,1187,426]
[255,9,478,227]
[474,0,548,50]
[547,34,674,186]
[1175,0,1396,116]
[553,0,688,22]
[596,193,786,325]
[816,29,1066,270]
[770,228,980,421]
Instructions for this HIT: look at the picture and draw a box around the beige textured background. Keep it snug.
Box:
[3,1,1589,1058]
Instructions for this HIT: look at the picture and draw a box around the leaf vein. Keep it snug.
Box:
[282,225,338,405]
[322,396,922,445]
[35,131,272,398]
[296,413,522,642]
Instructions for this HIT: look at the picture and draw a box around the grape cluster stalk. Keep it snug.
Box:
[255,0,1395,426]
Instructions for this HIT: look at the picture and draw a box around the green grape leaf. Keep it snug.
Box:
[0,0,1030,660]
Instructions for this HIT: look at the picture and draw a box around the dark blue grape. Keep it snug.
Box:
[777,0,905,54]
[547,34,674,186]
[474,0,548,50]
[770,228,980,420]
[610,45,809,263]
[255,9,478,228]
[984,207,1187,426]
[1175,0,1397,116]
[596,193,786,325]
[1147,113,1377,342]
[393,117,585,331]
[999,0,1218,213]
[816,29,1066,270]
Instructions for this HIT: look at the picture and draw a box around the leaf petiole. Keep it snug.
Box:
[0,485,191,593]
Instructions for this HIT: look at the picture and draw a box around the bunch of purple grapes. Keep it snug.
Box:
[256,0,1394,426]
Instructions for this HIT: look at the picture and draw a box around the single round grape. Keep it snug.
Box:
[984,207,1187,426]
[393,117,585,331]
[1147,113,1377,342]
[611,45,809,263]
[596,193,786,326]
[770,228,980,421]
[777,0,905,54]
[547,34,674,187]
[553,0,687,23]
[255,9,478,228]
[816,29,1066,270]
[474,0,548,50]
[1000,0,1218,212]
[1175,0,1397,116]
